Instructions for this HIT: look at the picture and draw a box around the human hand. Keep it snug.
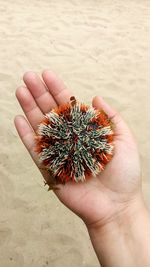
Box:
[15,70,142,228]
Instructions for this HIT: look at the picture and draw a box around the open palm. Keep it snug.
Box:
[15,71,141,227]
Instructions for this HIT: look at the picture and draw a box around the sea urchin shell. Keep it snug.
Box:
[35,96,114,185]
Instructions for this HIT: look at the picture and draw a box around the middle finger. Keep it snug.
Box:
[23,71,57,114]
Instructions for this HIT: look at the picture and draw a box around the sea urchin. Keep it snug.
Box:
[35,96,114,186]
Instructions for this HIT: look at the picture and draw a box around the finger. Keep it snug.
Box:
[14,115,36,158]
[92,96,130,135]
[42,70,72,105]
[23,71,57,113]
[16,86,44,131]
[14,115,54,183]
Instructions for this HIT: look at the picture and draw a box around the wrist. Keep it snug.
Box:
[87,193,148,234]
[87,193,150,267]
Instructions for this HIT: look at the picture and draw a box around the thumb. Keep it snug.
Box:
[92,96,130,136]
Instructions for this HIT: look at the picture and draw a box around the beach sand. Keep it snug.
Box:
[0,0,150,266]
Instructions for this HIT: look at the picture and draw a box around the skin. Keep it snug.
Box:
[14,70,150,267]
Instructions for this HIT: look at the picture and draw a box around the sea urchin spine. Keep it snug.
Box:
[35,97,114,185]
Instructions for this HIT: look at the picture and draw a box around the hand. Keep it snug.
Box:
[15,70,142,228]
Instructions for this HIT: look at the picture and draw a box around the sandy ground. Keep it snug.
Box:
[0,0,150,266]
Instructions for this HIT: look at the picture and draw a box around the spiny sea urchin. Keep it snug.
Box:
[35,96,114,186]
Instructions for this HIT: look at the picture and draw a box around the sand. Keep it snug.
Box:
[0,0,150,266]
